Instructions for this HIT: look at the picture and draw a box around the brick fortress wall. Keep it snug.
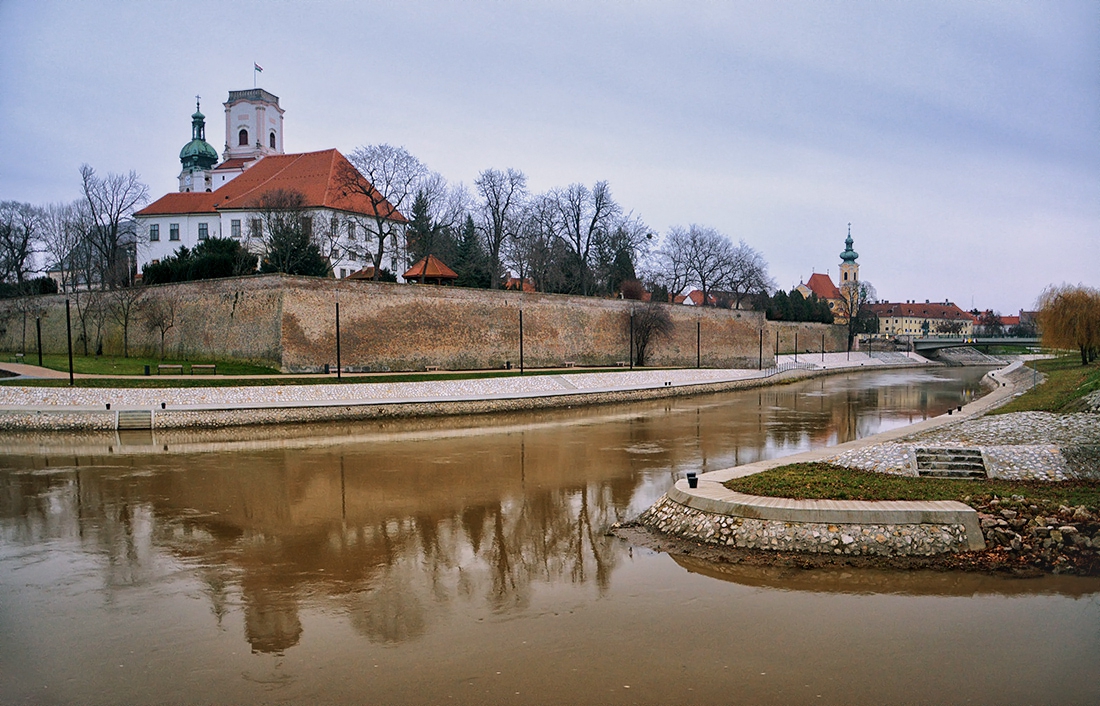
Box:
[0,275,847,372]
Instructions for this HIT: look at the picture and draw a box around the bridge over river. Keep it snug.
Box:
[910,336,1040,352]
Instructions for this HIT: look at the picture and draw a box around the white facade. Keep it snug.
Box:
[223,89,284,162]
[139,209,404,279]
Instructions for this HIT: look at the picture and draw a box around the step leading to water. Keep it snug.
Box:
[116,409,153,431]
[915,447,986,479]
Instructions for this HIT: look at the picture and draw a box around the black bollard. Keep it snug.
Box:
[686,471,698,488]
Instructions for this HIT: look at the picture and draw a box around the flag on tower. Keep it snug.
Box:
[254,63,263,73]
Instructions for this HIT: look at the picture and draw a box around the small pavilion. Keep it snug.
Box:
[403,254,458,285]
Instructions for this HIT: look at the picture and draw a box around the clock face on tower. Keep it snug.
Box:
[185,174,193,186]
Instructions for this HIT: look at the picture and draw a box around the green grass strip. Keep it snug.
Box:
[723,462,1100,510]
[993,355,1100,414]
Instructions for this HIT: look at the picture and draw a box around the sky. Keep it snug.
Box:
[0,0,1096,313]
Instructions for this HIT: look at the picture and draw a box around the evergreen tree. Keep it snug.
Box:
[453,215,490,288]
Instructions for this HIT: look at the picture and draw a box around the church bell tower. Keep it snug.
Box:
[223,88,285,162]
[178,98,219,192]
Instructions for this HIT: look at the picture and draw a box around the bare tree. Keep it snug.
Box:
[0,201,43,284]
[508,193,560,292]
[475,168,527,289]
[551,181,620,295]
[659,225,736,306]
[39,201,86,293]
[836,280,878,349]
[139,291,179,358]
[342,145,426,279]
[723,239,774,309]
[254,190,328,277]
[631,302,674,366]
[71,289,108,356]
[79,165,148,289]
[107,286,145,357]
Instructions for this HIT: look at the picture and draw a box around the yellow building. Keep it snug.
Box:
[867,301,975,337]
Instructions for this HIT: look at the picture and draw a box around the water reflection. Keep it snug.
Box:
[0,368,999,657]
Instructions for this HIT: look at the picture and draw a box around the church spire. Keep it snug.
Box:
[179,95,219,191]
[840,222,859,263]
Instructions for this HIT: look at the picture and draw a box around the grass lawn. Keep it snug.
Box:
[723,462,1100,510]
[1,352,278,376]
[993,355,1100,414]
[0,354,638,388]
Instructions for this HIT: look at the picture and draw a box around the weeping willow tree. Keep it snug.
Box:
[1037,284,1100,366]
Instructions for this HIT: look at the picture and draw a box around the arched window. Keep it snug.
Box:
[238,129,248,146]
[269,132,276,149]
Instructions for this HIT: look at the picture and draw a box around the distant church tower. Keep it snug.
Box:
[178,98,219,192]
[223,88,285,162]
[839,223,859,288]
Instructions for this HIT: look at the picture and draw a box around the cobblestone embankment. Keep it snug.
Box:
[0,353,931,431]
[633,360,1085,558]
[638,494,971,556]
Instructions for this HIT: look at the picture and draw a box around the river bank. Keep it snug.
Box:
[622,360,1100,576]
[0,351,931,430]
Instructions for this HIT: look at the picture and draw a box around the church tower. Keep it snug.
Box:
[178,98,219,192]
[838,223,859,288]
[222,88,285,162]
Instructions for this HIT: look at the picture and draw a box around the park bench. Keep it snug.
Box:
[190,364,216,375]
[614,361,629,367]
[562,361,575,368]
[157,364,183,375]
[425,365,440,371]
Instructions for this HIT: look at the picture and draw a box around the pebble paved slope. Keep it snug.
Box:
[829,408,1100,481]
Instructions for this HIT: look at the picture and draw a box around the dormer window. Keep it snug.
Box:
[238,129,249,146]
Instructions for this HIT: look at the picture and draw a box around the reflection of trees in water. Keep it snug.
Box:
[1,369,989,652]
[340,482,621,644]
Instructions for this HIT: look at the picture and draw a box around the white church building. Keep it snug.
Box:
[135,89,407,279]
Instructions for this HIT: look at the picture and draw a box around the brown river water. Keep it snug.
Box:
[1,368,1097,705]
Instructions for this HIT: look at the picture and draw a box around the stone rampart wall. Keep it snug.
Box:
[0,275,848,372]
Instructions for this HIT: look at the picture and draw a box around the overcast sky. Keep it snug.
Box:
[1,1,1096,313]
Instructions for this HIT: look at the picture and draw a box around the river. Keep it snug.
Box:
[1,367,1097,704]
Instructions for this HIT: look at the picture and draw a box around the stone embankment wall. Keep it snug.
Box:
[0,275,847,372]
[639,495,972,556]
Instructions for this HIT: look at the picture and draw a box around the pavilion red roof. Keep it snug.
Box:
[403,254,457,280]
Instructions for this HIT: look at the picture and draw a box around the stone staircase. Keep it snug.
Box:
[116,409,153,431]
[915,447,987,479]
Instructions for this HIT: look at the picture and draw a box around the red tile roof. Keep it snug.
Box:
[212,157,254,172]
[136,149,407,222]
[867,302,972,320]
[683,290,716,306]
[136,191,220,215]
[403,254,457,281]
[802,273,841,301]
[505,276,536,292]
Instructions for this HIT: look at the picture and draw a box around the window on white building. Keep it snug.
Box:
[198,223,208,240]
[347,221,356,240]
[239,129,249,146]
[250,219,261,239]
[231,219,241,238]
[169,224,180,241]
[149,224,159,242]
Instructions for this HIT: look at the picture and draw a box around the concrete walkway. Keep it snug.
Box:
[0,350,932,415]
[651,360,1036,553]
